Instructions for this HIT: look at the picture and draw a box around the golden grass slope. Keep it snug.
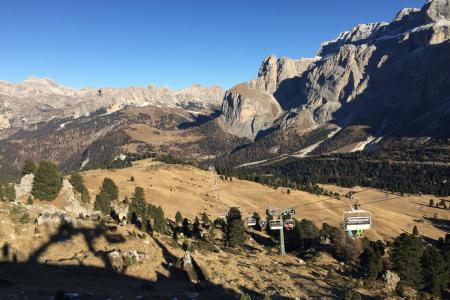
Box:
[82,159,450,241]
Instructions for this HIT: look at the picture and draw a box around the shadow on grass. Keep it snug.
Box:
[0,223,241,299]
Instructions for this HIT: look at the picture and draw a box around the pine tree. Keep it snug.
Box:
[360,246,383,281]
[94,192,111,215]
[128,187,146,221]
[390,233,423,286]
[152,205,166,233]
[31,161,62,200]
[412,225,419,236]
[421,246,448,297]
[69,172,90,203]
[193,216,200,238]
[22,159,36,176]
[100,178,119,201]
[225,207,246,248]
[175,211,183,224]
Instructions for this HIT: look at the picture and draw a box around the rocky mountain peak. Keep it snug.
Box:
[424,0,450,22]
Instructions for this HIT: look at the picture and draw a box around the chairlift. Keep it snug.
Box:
[246,217,257,227]
[343,210,372,231]
[269,219,283,230]
[259,219,267,229]
[284,219,295,230]
[342,194,372,237]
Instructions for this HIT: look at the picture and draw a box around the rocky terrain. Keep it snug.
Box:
[221,0,450,161]
[1,159,448,299]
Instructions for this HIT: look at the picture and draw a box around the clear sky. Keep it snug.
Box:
[0,0,425,90]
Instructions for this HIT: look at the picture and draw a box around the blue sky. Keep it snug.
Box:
[0,0,425,90]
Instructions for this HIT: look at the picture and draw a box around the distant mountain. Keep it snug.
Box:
[1,0,450,179]
[220,0,450,162]
[0,77,223,137]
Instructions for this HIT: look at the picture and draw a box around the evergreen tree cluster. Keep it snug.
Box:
[215,153,450,197]
[127,186,167,234]
[390,233,449,297]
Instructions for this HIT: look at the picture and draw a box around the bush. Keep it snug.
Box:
[0,185,16,202]
[27,196,33,205]
[31,161,62,201]
[344,289,362,300]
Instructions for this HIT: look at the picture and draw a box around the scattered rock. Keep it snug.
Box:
[383,270,400,292]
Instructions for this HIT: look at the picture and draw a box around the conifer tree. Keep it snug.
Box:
[390,233,423,286]
[31,161,62,200]
[225,207,246,248]
[128,187,146,221]
[175,211,183,224]
[22,159,36,176]
[69,172,90,203]
[100,178,119,201]
[94,192,111,215]
[421,246,448,297]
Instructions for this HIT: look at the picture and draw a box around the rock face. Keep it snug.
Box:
[220,84,282,140]
[0,78,223,136]
[14,174,34,200]
[219,0,450,150]
[60,179,92,217]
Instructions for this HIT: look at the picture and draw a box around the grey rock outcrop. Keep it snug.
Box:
[60,179,92,217]
[37,206,77,227]
[14,174,34,200]
[220,0,450,151]
[220,84,282,140]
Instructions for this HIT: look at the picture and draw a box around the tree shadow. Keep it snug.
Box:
[424,216,450,233]
[0,223,242,299]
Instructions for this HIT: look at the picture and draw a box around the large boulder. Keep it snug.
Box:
[37,206,77,227]
[14,174,34,200]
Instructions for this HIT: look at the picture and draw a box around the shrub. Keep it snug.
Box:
[1,185,16,202]
[31,161,62,200]
[344,289,361,300]
[26,196,33,205]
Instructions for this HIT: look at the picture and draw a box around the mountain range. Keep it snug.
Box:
[0,0,449,178]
